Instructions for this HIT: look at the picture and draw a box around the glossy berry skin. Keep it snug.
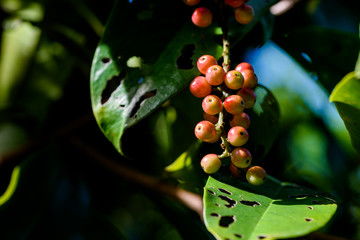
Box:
[197,55,218,75]
[190,76,212,98]
[224,70,244,90]
[240,69,258,89]
[237,88,256,108]
[229,112,250,129]
[235,62,254,73]
[201,154,222,174]
[225,0,246,8]
[231,147,252,168]
[183,0,200,6]
[207,131,221,143]
[246,166,267,186]
[229,163,244,178]
[234,4,255,25]
[192,7,213,28]
[227,126,249,147]
[202,95,223,115]
[206,65,226,86]
[224,95,245,115]
[195,120,216,142]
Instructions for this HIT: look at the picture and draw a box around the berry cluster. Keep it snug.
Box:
[190,55,267,186]
[182,0,255,28]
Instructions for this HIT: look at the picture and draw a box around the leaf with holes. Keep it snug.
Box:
[203,176,337,240]
[330,72,360,153]
[90,0,280,154]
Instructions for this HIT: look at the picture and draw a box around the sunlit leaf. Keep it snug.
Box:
[203,176,337,240]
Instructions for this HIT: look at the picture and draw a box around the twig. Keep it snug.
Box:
[68,137,204,217]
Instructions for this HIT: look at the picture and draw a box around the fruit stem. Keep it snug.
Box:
[222,38,230,73]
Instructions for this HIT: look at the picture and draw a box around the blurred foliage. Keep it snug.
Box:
[0,0,360,239]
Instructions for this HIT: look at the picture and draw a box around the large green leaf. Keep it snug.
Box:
[90,0,279,154]
[330,72,360,153]
[203,176,337,240]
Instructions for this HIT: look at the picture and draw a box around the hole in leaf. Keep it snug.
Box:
[218,188,232,195]
[288,194,310,199]
[101,71,126,104]
[215,204,220,207]
[240,200,261,207]
[218,195,237,208]
[305,218,313,222]
[208,190,216,195]
[120,104,126,108]
[130,89,157,118]
[308,206,314,210]
[101,57,112,64]
[176,44,195,69]
[234,234,243,238]
[219,215,235,228]
[258,236,267,239]
[211,213,219,217]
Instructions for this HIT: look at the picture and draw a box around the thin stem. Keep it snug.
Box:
[222,38,230,73]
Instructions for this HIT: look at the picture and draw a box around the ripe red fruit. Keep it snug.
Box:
[240,69,258,89]
[224,95,245,115]
[231,147,252,168]
[202,95,223,115]
[195,120,216,142]
[234,4,255,25]
[229,112,250,129]
[201,154,222,174]
[235,62,254,73]
[225,0,246,8]
[183,0,200,6]
[206,65,226,86]
[197,55,218,74]
[203,112,219,124]
[207,131,221,143]
[229,163,244,178]
[189,76,212,98]
[246,166,267,185]
[227,126,249,146]
[192,7,213,28]
[224,70,244,90]
[237,88,256,108]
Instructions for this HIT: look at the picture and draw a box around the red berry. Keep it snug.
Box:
[224,70,244,90]
[202,95,223,115]
[229,163,242,178]
[246,166,267,185]
[189,76,212,98]
[240,69,258,89]
[231,147,252,168]
[206,65,226,86]
[235,62,254,72]
[234,4,255,25]
[203,112,219,124]
[201,154,222,174]
[197,55,218,74]
[224,95,245,115]
[192,7,213,28]
[183,0,200,6]
[225,0,246,8]
[227,126,249,146]
[207,131,221,143]
[195,120,216,142]
[229,112,250,129]
[237,88,256,108]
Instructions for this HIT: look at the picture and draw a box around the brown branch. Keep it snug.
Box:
[68,137,204,217]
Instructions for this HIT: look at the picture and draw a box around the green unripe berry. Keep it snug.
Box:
[246,166,267,186]
[195,120,216,142]
[206,65,226,86]
[224,70,244,90]
[201,154,222,174]
[227,126,249,147]
[231,147,252,168]
[202,95,223,115]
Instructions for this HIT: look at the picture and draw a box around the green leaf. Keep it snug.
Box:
[330,72,360,153]
[90,0,280,154]
[203,176,337,240]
